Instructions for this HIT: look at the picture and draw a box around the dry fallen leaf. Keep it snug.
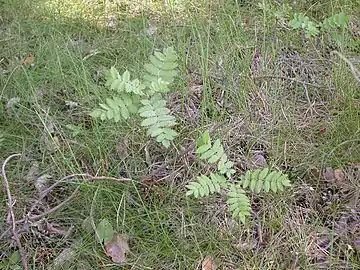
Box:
[22,55,35,65]
[202,256,217,270]
[334,168,345,183]
[323,167,347,186]
[105,234,130,264]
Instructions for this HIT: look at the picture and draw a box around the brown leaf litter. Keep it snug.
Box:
[202,256,217,270]
[105,234,130,264]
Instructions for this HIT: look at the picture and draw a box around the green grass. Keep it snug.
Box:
[1,0,359,269]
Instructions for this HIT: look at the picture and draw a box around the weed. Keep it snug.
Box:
[187,131,291,223]
[90,47,179,148]
[289,11,350,45]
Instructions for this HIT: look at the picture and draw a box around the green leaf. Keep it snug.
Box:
[163,128,177,140]
[148,127,163,137]
[113,96,125,107]
[121,94,132,106]
[264,180,270,192]
[99,103,111,110]
[210,173,227,189]
[282,178,292,187]
[162,61,178,70]
[255,179,263,193]
[156,120,177,128]
[186,182,202,190]
[140,99,151,106]
[106,109,114,119]
[239,213,246,224]
[144,63,161,76]
[277,180,284,191]
[141,117,158,126]
[110,79,121,90]
[143,74,158,84]
[155,107,170,116]
[199,146,217,160]
[9,250,20,265]
[227,169,236,176]
[162,139,170,148]
[264,171,278,183]
[153,99,167,108]
[217,154,228,171]
[143,47,178,86]
[211,139,221,152]
[196,144,211,154]
[159,70,178,82]
[122,70,130,82]
[156,133,165,143]
[157,115,175,122]
[149,55,163,69]
[154,51,165,61]
[96,218,114,245]
[226,197,240,204]
[258,168,269,180]
[289,18,302,29]
[163,47,177,60]
[208,154,221,164]
[113,109,121,122]
[199,131,211,146]
[208,181,215,193]
[139,110,156,117]
[106,98,118,110]
[249,178,257,191]
[138,105,153,114]
[198,186,205,197]
[198,176,210,196]
[90,109,103,118]
[225,161,233,169]
[271,180,278,193]
[120,106,129,119]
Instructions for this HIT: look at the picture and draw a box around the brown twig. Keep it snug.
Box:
[1,153,28,270]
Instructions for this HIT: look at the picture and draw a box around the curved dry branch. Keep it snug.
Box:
[1,153,28,270]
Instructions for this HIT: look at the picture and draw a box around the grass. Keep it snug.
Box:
[1,0,359,269]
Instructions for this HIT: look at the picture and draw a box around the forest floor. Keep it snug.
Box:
[1,0,359,269]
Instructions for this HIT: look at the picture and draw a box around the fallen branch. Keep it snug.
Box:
[1,153,28,270]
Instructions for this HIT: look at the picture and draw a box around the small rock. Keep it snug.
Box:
[253,153,267,167]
